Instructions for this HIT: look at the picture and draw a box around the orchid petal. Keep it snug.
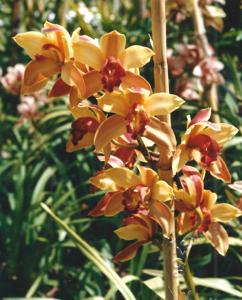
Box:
[145,93,184,116]
[13,32,50,58]
[112,242,142,262]
[100,30,126,59]
[152,180,173,202]
[115,224,149,241]
[205,223,228,256]
[149,201,172,238]
[24,58,60,86]
[48,78,71,98]
[83,70,103,98]
[211,204,241,223]
[61,62,86,97]
[97,92,129,116]
[138,166,158,188]
[122,71,152,92]
[73,40,104,70]
[209,156,231,183]
[94,115,126,152]
[89,167,141,191]
[66,132,94,152]
[188,108,211,127]
[121,45,154,69]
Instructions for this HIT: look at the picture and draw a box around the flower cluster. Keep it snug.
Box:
[168,43,224,101]
[166,0,226,32]
[14,22,241,262]
[0,64,48,124]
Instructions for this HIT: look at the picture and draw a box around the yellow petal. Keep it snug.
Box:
[61,62,86,97]
[24,58,60,86]
[145,93,184,116]
[94,115,126,152]
[66,132,94,152]
[177,212,195,235]
[208,156,231,183]
[138,166,158,188]
[144,117,177,159]
[203,123,238,146]
[172,146,190,175]
[89,167,141,191]
[151,180,173,202]
[105,192,124,216]
[22,76,48,95]
[121,45,154,69]
[100,30,126,59]
[205,223,228,256]
[69,104,104,122]
[115,224,149,241]
[97,92,129,116]
[122,71,152,92]
[83,70,103,98]
[73,40,104,70]
[211,203,241,223]
[149,201,172,238]
[13,32,50,58]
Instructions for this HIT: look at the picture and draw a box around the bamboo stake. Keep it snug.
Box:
[192,0,220,123]
[151,1,178,299]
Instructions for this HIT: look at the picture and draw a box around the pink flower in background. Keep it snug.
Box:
[168,44,200,76]
[18,96,38,119]
[1,64,25,95]
[175,76,203,101]
[193,56,224,86]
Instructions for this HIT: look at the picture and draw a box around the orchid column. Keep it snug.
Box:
[151,1,178,299]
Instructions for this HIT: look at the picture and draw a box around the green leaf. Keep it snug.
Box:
[41,203,136,300]
[194,277,242,298]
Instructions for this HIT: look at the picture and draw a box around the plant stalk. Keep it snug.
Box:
[151,1,178,299]
[192,0,220,123]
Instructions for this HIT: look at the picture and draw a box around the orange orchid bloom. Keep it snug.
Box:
[175,166,241,255]
[113,214,156,262]
[13,21,86,97]
[93,89,184,155]
[172,108,238,182]
[89,166,173,237]
[72,31,154,95]
[66,104,105,152]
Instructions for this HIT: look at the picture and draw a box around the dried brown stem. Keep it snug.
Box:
[151,1,178,299]
[192,0,220,123]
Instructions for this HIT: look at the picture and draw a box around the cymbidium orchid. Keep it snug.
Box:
[175,166,241,255]
[89,166,174,238]
[72,30,154,95]
[13,21,86,97]
[172,108,238,182]
[66,104,105,152]
[94,89,184,157]
[113,213,156,262]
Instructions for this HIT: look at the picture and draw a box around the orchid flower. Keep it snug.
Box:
[93,89,183,159]
[13,21,85,97]
[113,214,156,262]
[66,104,105,152]
[89,166,174,237]
[72,30,154,95]
[172,108,238,182]
[175,167,241,255]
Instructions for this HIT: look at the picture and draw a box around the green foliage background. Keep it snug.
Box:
[0,1,241,299]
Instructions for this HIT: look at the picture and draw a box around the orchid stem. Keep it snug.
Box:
[183,256,200,300]
[151,1,178,299]
[192,0,220,123]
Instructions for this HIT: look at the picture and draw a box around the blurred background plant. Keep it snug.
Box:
[0,0,241,299]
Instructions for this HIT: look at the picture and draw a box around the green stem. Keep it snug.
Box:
[183,258,200,300]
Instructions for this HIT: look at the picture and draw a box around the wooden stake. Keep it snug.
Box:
[192,0,220,123]
[151,1,178,299]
